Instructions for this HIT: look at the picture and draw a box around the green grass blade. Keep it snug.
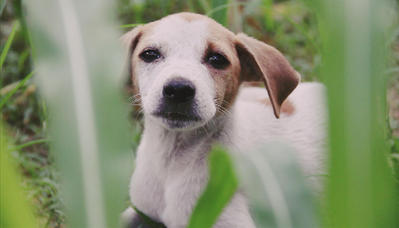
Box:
[0,123,39,228]
[209,0,229,26]
[0,21,19,72]
[233,143,319,228]
[120,23,142,28]
[24,0,133,227]
[187,146,238,228]
[0,71,34,110]
[316,0,399,227]
[10,138,49,151]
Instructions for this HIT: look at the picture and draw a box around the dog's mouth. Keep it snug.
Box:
[153,111,201,122]
[152,108,203,129]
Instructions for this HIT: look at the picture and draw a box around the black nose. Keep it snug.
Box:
[162,79,196,103]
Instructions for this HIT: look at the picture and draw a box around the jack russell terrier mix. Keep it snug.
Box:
[122,12,326,228]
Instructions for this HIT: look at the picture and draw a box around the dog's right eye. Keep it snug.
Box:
[139,49,161,63]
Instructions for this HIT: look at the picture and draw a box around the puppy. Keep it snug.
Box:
[122,12,326,228]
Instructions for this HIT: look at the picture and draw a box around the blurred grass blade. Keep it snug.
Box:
[188,146,238,228]
[0,21,19,72]
[209,0,229,26]
[24,0,132,227]
[0,0,6,17]
[262,0,274,30]
[120,23,142,28]
[10,138,49,151]
[233,143,319,228]
[198,0,211,13]
[0,123,39,228]
[0,71,34,110]
[57,1,106,226]
[317,0,399,227]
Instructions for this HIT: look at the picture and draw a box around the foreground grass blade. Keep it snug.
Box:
[24,0,132,227]
[233,143,319,228]
[0,123,39,228]
[316,0,399,227]
[188,146,238,228]
[0,21,19,72]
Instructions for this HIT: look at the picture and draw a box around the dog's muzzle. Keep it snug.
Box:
[152,78,201,127]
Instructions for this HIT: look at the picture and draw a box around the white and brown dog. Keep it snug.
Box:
[122,12,326,228]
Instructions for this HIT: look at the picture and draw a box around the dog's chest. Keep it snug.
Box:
[129,133,211,224]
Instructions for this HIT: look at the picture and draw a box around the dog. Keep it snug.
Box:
[121,12,326,228]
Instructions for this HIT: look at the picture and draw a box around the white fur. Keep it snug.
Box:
[125,14,326,228]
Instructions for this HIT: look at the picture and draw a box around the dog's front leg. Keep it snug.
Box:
[161,162,209,228]
[161,165,255,228]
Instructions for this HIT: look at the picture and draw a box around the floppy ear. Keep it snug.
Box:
[121,26,143,117]
[235,33,300,118]
[121,26,143,82]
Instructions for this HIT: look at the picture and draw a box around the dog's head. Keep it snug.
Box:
[122,13,299,130]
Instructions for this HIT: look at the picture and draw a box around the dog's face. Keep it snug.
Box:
[123,13,300,130]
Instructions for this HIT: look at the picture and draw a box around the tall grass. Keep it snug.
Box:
[24,0,132,227]
[1,0,398,228]
[316,0,399,227]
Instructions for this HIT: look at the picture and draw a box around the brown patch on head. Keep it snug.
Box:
[199,19,242,114]
[258,99,295,116]
[122,20,161,117]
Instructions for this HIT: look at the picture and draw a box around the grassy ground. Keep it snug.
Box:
[1,0,398,227]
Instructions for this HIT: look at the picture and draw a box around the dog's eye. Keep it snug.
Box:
[139,49,161,63]
[206,52,230,69]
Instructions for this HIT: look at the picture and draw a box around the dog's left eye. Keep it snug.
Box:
[206,52,230,69]
[139,49,161,63]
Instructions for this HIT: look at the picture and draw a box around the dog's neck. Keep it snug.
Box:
[140,113,232,163]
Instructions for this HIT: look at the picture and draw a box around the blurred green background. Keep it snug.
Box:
[1,0,399,227]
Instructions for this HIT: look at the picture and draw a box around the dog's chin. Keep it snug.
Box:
[151,112,209,131]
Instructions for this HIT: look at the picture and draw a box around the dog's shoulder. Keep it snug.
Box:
[228,82,327,176]
[235,82,326,118]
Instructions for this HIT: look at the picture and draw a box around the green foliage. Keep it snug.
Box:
[188,146,238,228]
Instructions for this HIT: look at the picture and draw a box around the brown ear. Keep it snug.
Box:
[235,33,300,118]
[121,26,143,80]
[121,26,143,117]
